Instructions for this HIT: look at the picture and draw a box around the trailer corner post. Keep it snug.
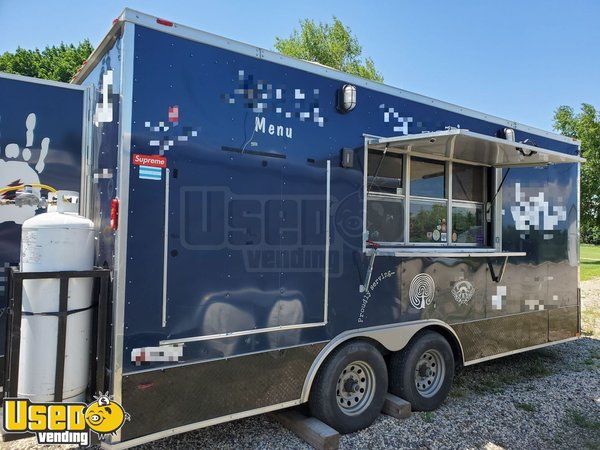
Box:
[109,20,136,445]
[81,85,95,219]
[493,167,503,251]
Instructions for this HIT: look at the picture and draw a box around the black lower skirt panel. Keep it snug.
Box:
[120,343,325,441]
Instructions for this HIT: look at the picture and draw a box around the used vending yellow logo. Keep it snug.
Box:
[2,394,129,446]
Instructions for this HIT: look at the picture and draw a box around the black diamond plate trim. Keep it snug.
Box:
[549,306,578,341]
[120,343,325,441]
[452,311,548,361]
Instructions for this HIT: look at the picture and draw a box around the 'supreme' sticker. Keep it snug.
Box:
[132,154,166,181]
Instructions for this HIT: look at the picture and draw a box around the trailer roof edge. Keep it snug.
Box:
[71,18,123,85]
[1,71,87,91]
[76,8,580,147]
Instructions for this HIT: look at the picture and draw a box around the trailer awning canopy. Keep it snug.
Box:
[368,129,583,167]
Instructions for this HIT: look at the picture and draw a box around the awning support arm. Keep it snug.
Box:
[486,168,510,215]
[366,145,388,194]
[360,242,379,293]
[487,255,509,283]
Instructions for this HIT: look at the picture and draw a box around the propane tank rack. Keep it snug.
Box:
[2,267,111,402]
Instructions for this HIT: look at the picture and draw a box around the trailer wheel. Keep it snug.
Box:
[388,331,454,411]
[309,341,387,434]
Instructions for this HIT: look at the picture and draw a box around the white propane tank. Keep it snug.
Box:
[18,191,95,402]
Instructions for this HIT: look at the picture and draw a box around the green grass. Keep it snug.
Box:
[582,307,600,336]
[582,349,600,368]
[421,412,435,423]
[515,402,537,412]
[580,251,600,331]
[449,350,557,398]
[580,244,600,281]
[567,408,600,431]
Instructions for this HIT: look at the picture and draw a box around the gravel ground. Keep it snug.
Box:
[4,283,599,450]
[581,279,600,337]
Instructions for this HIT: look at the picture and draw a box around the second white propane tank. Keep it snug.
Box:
[18,191,95,402]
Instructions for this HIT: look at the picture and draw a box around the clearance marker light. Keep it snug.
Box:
[156,18,174,27]
[110,198,119,230]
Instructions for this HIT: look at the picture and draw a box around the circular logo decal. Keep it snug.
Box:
[409,273,435,309]
[452,280,475,305]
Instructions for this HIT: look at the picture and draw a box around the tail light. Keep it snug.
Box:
[110,198,119,230]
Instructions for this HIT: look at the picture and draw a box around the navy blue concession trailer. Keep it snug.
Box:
[2,8,584,448]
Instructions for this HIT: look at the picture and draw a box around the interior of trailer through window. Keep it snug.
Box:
[366,148,487,247]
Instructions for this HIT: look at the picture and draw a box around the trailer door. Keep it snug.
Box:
[151,144,331,354]
[0,73,89,386]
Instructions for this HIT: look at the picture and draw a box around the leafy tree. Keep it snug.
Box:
[275,17,383,82]
[554,104,600,243]
[0,40,94,83]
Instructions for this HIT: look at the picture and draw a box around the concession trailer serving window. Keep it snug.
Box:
[362,129,584,258]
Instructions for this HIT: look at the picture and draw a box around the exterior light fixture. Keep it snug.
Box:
[518,139,537,157]
[503,127,516,142]
[337,84,357,113]
[506,129,537,157]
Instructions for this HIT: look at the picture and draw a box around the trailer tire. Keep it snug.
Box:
[388,331,454,411]
[309,341,387,434]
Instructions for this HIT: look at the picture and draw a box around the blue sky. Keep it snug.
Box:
[1,0,598,132]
